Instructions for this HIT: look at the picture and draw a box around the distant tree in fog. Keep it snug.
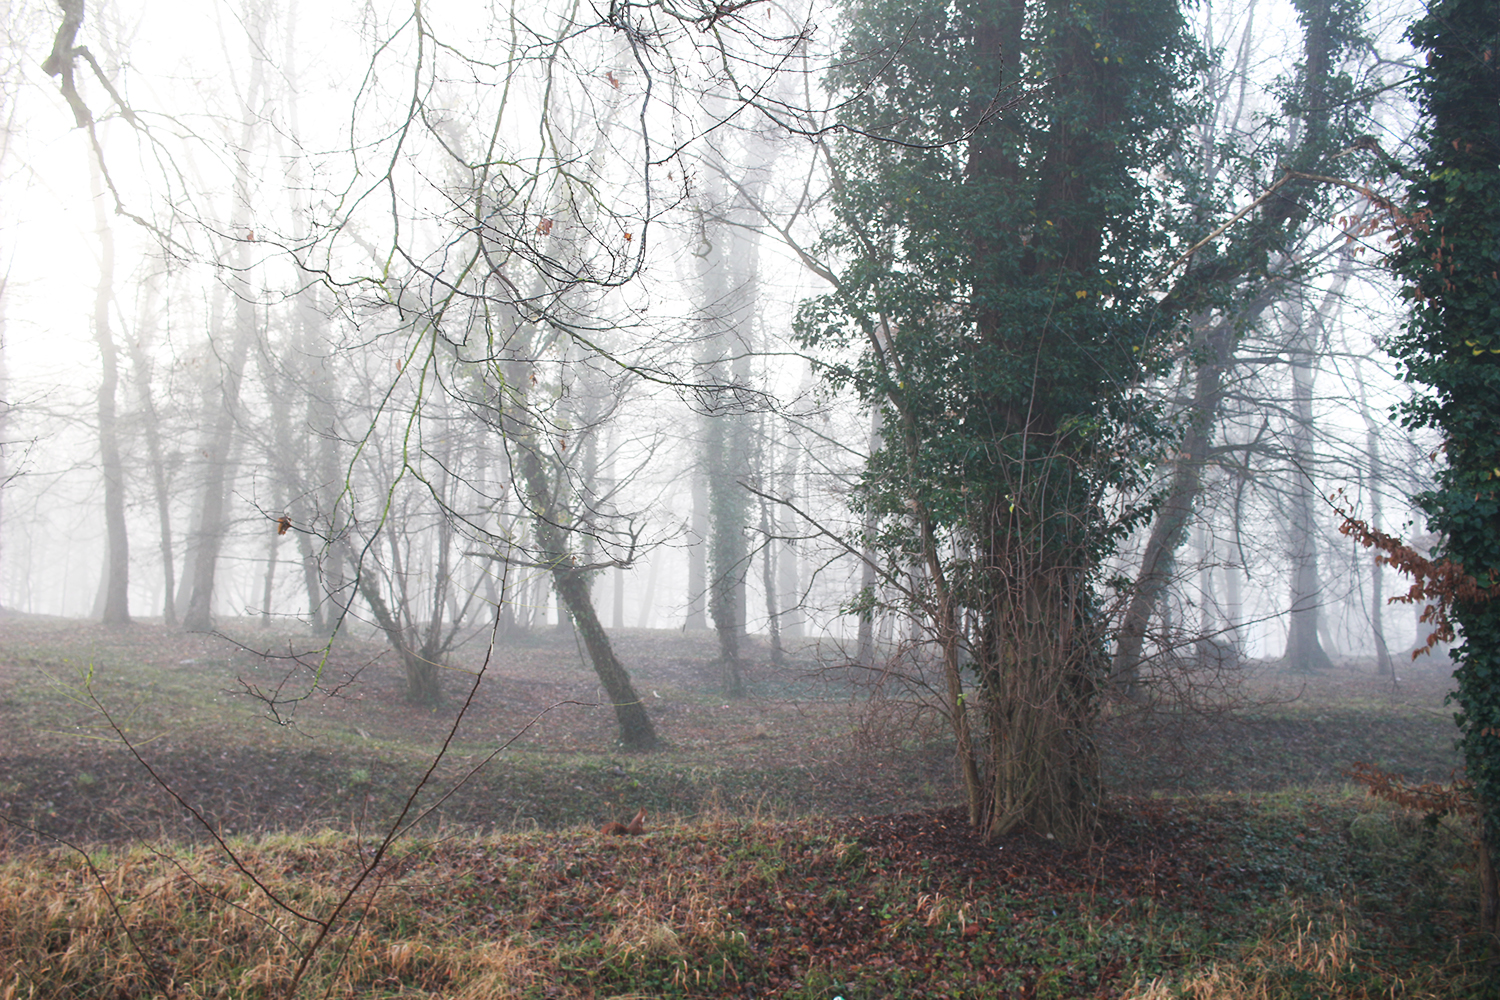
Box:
[1111,0,1398,687]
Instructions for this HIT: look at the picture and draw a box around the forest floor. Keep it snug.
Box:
[0,612,1461,846]
[0,612,1481,998]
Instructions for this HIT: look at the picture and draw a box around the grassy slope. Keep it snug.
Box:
[0,615,1482,998]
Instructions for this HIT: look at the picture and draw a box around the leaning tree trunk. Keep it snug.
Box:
[1111,316,1243,695]
[516,444,656,749]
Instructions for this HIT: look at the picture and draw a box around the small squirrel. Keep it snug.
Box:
[600,807,647,836]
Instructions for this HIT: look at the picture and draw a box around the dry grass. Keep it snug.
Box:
[1126,903,1454,1000]
[1,798,1479,1000]
[0,823,777,999]
[0,837,510,998]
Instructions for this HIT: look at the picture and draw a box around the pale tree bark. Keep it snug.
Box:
[1357,377,1394,676]
[259,504,281,624]
[635,557,659,629]
[1273,0,1358,672]
[770,368,814,644]
[181,4,267,631]
[180,290,253,631]
[1220,529,1244,643]
[686,465,708,629]
[126,271,177,624]
[776,429,803,641]
[757,465,784,665]
[1280,256,1353,672]
[606,439,626,630]
[88,144,128,625]
[0,277,8,606]
[1111,315,1237,694]
[1281,292,1333,672]
[279,10,338,633]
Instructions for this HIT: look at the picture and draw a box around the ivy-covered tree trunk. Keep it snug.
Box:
[705,401,750,694]
[804,0,1196,844]
[1387,0,1500,955]
[695,138,766,696]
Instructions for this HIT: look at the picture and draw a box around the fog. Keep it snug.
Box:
[0,0,1443,681]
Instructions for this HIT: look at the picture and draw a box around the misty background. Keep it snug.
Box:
[0,0,1442,677]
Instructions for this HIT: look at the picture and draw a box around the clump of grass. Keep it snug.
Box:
[0,839,463,999]
[1126,903,1460,999]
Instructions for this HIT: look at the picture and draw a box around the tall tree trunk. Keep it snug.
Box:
[1282,315,1332,672]
[1112,317,1236,694]
[705,402,747,693]
[180,308,252,631]
[182,5,266,631]
[1280,257,1352,672]
[777,442,803,640]
[260,510,280,624]
[636,556,659,629]
[1357,380,1394,677]
[686,465,707,630]
[281,13,332,633]
[612,566,625,630]
[128,272,177,625]
[856,407,883,666]
[89,147,129,625]
[697,112,777,689]
[759,489,784,665]
[0,277,8,608]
